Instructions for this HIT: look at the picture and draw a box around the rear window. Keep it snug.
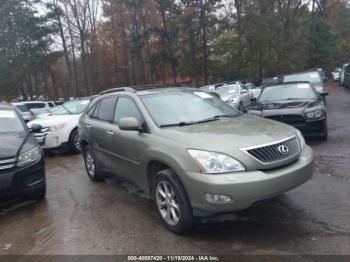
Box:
[15,104,29,112]
[0,110,24,133]
[26,103,46,109]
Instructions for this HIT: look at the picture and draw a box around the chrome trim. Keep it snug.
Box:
[0,164,16,170]
[0,158,17,164]
[240,135,301,165]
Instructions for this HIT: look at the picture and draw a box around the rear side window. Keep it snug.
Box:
[114,97,142,124]
[96,97,117,122]
[48,102,54,107]
[15,104,29,112]
[26,103,45,109]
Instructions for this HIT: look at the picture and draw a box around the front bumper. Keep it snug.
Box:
[181,145,314,215]
[0,157,45,197]
[293,118,326,137]
[32,129,67,150]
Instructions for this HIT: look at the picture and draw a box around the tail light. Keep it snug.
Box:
[29,110,34,117]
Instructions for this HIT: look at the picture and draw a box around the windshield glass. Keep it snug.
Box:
[216,85,240,97]
[0,110,24,133]
[284,72,321,83]
[51,100,90,115]
[259,83,317,102]
[141,91,239,127]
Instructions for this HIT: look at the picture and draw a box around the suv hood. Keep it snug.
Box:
[27,114,80,128]
[161,115,297,151]
[0,132,27,158]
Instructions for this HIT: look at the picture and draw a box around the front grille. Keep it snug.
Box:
[242,136,300,164]
[266,115,305,126]
[0,157,17,171]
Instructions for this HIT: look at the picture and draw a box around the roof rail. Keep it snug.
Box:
[99,84,192,95]
[98,87,136,95]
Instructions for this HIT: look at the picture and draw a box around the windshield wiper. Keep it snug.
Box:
[160,117,220,128]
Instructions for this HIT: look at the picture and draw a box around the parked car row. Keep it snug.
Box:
[2,73,323,233]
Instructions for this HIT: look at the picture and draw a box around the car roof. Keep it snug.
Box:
[285,71,319,76]
[263,81,311,87]
[136,87,196,95]
[19,101,47,104]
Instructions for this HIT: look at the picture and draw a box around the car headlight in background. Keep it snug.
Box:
[188,149,246,174]
[48,123,66,132]
[17,146,42,167]
[306,110,325,120]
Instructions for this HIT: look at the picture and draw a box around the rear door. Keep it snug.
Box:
[85,96,119,173]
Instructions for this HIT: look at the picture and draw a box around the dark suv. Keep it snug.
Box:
[0,103,46,200]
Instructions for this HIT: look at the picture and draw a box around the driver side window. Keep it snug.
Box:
[114,97,142,124]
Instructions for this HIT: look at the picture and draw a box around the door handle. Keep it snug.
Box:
[86,124,92,129]
[106,130,114,136]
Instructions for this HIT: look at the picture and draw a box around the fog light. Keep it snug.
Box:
[205,193,233,203]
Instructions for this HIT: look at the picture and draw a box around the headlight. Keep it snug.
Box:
[306,110,325,120]
[296,130,305,150]
[187,149,246,174]
[17,146,42,167]
[315,86,323,92]
[48,123,66,132]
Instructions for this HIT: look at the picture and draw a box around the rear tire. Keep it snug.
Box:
[153,169,196,234]
[82,145,104,181]
[68,129,81,153]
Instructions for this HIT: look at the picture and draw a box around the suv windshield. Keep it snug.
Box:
[141,91,239,127]
[52,100,90,115]
[284,72,321,83]
[0,110,24,133]
[259,83,317,102]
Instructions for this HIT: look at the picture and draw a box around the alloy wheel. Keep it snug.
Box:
[156,181,181,226]
[74,133,81,151]
[85,151,95,177]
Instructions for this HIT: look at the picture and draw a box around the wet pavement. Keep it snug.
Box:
[0,83,349,255]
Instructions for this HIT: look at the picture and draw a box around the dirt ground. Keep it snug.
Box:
[0,82,349,255]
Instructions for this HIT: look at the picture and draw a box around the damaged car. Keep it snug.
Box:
[247,82,328,140]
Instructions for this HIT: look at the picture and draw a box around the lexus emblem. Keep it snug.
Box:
[277,145,289,154]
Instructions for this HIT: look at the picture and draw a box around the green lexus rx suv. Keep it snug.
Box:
[79,87,314,233]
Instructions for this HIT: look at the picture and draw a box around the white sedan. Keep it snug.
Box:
[27,99,91,153]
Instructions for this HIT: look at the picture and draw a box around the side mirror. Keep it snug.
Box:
[250,97,257,103]
[241,89,248,94]
[31,123,42,133]
[119,117,140,131]
[320,92,329,97]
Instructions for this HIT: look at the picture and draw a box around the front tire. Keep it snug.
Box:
[82,145,104,181]
[68,129,81,153]
[153,169,196,234]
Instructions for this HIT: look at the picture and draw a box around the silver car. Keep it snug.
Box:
[215,84,253,111]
